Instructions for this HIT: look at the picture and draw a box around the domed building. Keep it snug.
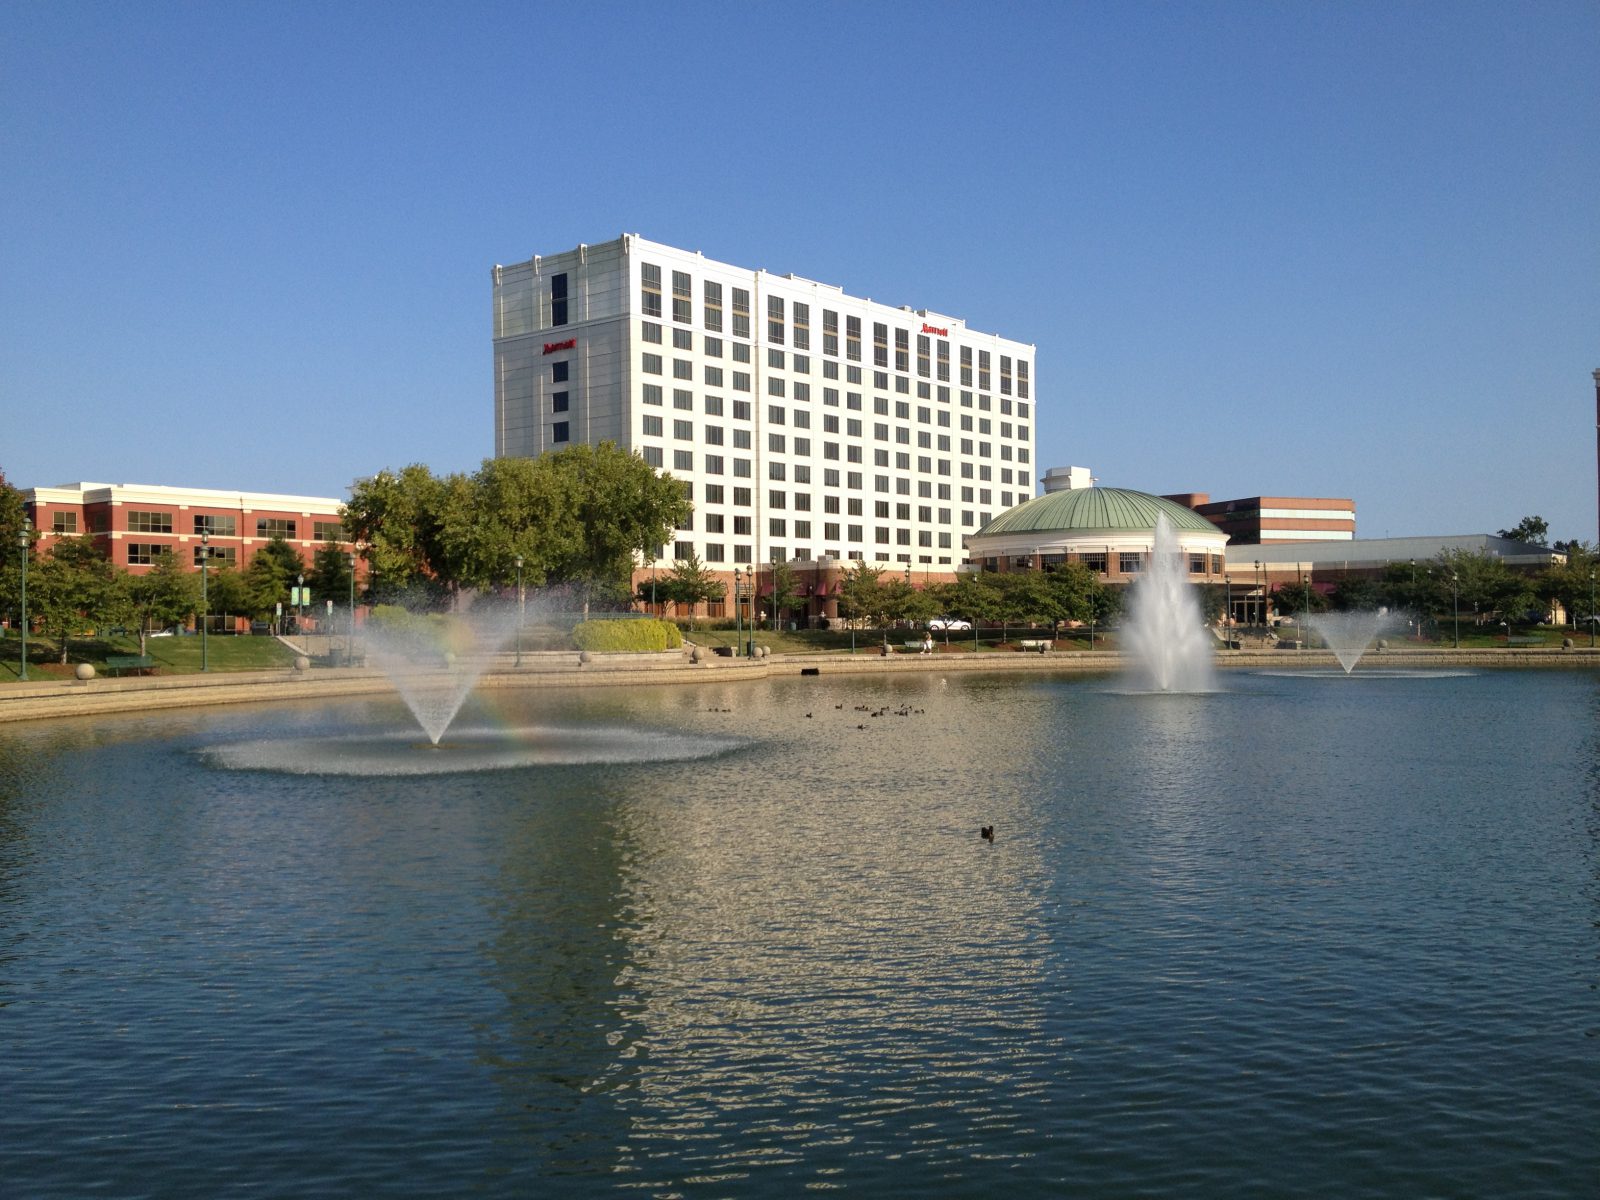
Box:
[964,467,1228,584]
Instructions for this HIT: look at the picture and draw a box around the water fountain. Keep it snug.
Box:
[359,600,521,745]
[1304,610,1399,675]
[1123,513,1217,693]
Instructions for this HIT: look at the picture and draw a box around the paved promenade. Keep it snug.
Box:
[1,645,1596,725]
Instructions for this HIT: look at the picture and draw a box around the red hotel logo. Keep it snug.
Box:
[543,337,577,355]
[920,323,948,337]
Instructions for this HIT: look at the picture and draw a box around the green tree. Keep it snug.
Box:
[646,552,724,618]
[1329,576,1382,611]
[343,464,452,603]
[119,551,199,653]
[206,563,251,629]
[31,537,119,663]
[1535,542,1597,629]
[1434,548,1532,625]
[0,466,27,620]
[308,542,354,606]
[244,549,292,621]
[837,561,885,631]
[1270,579,1328,624]
[766,560,801,627]
[1041,561,1100,630]
[1497,515,1549,546]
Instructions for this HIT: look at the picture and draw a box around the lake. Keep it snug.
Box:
[2,666,1597,1197]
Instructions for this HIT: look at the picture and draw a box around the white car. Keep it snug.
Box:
[928,616,972,632]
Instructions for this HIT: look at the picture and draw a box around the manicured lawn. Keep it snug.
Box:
[0,630,296,681]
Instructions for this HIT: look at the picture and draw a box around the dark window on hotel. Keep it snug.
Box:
[552,360,569,383]
[553,391,569,412]
[127,543,169,566]
[640,264,661,318]
[551,273,568,326]
[553,422,569,443]
[128,510,172,534]
[52,512,78,533]
[314,521,343,542]
[194,514,236,537]
[256,518,296,539]
[672,270,692,324]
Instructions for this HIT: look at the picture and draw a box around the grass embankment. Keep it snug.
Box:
[0,630,296,682]
[680,626,1117,655]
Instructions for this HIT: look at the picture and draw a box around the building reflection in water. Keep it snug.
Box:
[476,676,1068,1189]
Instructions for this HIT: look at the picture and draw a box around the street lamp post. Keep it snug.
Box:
[200,529,210,672]
[347,551,356,666]
[1451,573,1460,649]
[297,573,304,637]
[1590,570,1595,649]
[1301,565,1309,651]
[17,517,29,681]
[745,565,755,658]
[1254,560,1262,628]
[733,567,743,658]
[1500,619,1509,649]
[514,554,524,668]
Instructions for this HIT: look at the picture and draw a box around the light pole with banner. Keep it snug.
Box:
[199,529,210,672]
[515,554,524,668]
[17,517,30,681]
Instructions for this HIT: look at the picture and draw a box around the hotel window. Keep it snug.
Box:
[550,273,568,326]
[733,341,750,363]
[551,360,569,384]
[733,371,751,392]
[873,322,888,368]
[770,518,786,537]
[642,446,663,467]
[978,349,991,390]
[644,384,663,406]
[734,459,752,477]
[553,422,570,443]
[822,309,839,356]
[705,514,725,534]
[768,404,786,425]
[313,521,343,542]
[674,389,693,410]
[768,348,785,369]
[194,545,236,566]
[792,301,810,350]
[1120,552,1144,573]
[1017,360,1030,399]
[768,295,785,344]
[705,425,724,445]
[672,270,692,324]
[705,365,724,388]
[674,420,694,440]
[128,510,173,534]
[52,511,79,534]
[793,356,809,377]
[769,377,786,397]
[937,340,950,383]
[194,514,237,537]
[895,328,909,373]
[1000,355,1013,395]
[794,436,810,456]
[641,263,662,318]
[960,346,973,386]
[705,454,725,475]
[642,322,662,344]
[673,328,692,350]
[794,381,810,403]
[673,359,692,380]
[552,392,569,412]
[704,281,723,332]
[846,315,862,362]
[126,543,164,566]
[732,287,751,339]
[256,518,295,539]
[769,462,787,481]
[769,433,787,453]
[704,336,723,359]
[643,414,663,436]
[706,543,725,562]
[706,484,725,504]
[1189,553,1207,574]
[917,334,931,378]
[673,450,693,471]
[643,353,662,375]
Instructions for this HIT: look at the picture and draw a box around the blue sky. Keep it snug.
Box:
[4,1,1597,542]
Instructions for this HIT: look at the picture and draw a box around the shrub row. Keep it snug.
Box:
[571,618,682,652]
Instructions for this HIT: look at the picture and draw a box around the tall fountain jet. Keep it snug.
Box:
[1124,513,1217,692]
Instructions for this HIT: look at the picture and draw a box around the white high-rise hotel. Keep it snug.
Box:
[492,234,1036,575]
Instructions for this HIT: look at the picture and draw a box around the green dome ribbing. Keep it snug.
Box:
[974,487,1219,539]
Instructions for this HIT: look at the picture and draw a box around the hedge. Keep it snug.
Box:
[571,618,682,652]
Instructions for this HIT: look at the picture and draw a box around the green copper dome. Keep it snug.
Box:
[975,487,1219,539]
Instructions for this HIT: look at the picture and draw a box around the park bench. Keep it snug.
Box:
[1018,639,1053,652]
[105,654,156,676]
[1505,636,1542,647]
